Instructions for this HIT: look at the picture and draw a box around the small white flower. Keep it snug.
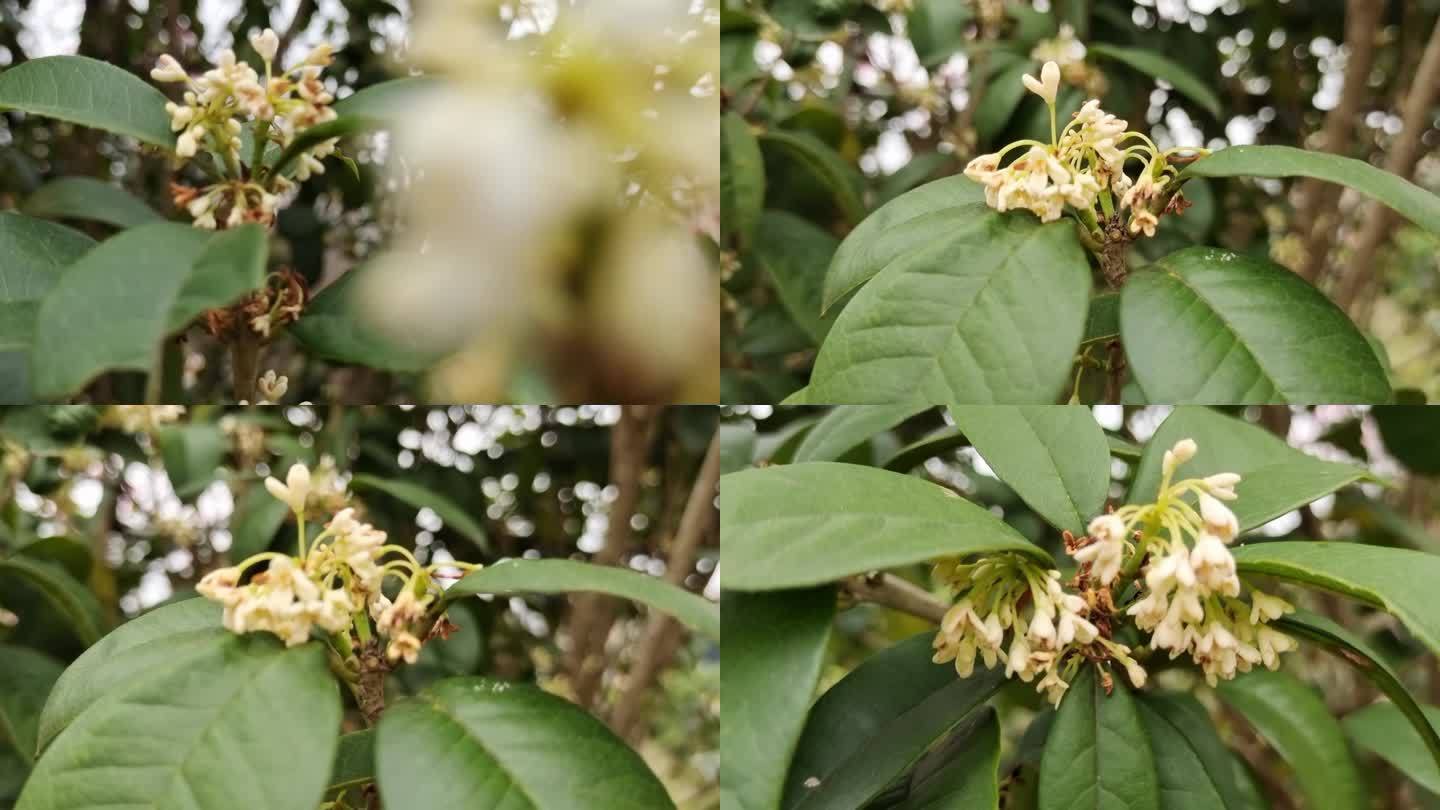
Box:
[151,54,188,82]
[257,370,288,402]
[1162,438,1198,477]
[265,462,312,513]
[1022,60,1061,104]
[1203,473,1242,501]
[1249,591,1293,625]
[250,28,280,63]
[1198,492,1239,542]
[1124,659,1148,688]
[1189,531,1238,594]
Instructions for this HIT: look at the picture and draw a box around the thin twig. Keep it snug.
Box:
[843,572,948,624]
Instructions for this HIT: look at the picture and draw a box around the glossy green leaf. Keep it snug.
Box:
[1136,692,1251,810]
[822,175,984,311]
[36,598,221,750]
[908,0,973,65]
[227,484,291,560]
[332,77,439,118]
[21,178,163,229]
[720,422,757,475]
[882,428,971,473]
[759,130,867,225]
[722,587,834,810]
[1373,407,1440,475]
[792,404,927,463]
[350,473,489,553]
[0,214,94,404]
[783,632,985,807]
[289,261,447,373]
[0,55,175,148]
[1277,608,1440,778]
[0,645,63,765]
[1343,701,1440,795]
[1233,541,1440,657]
[975,61,1034,141]
[896,708,1001,810]
[722,112,765,247]
[1129,407,1369,531]
[1121,247,1391,403]
[949,406,1109,535]
[156,423,226,498]
[721,462,1052,590]
[1039,668,1158,810]
[1087,43,1221,117]
[377,677,673,810]
[1183,145,1440,236]
[752,211,839,344]
[328,730,375,793]
[18,635,340,810]
[1216,669,1364,810]
[0,557,102,646]
[168,223,269,331]
[808,211,1091,404]
[1084,293,1121,345]
[446,559,718,641]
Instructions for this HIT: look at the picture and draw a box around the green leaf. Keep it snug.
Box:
[227,484,291,560]
[975,61,1034,141]
[808,211,1091,404]
[1278,608,1440,779]
[1087,43,1221,118]
[289,261,447,373]
[1232,541,1440,658]
[377,677,673,810]
[445,559,718,641]
[1121,247,1391,403]
[29,224,266,399]
[822,175,985,311]
[1183,145,1440,236]
[36,598,221,751]
[331,77,439,118]
[1084,293,1121,345]
[0,645,63,765]
[720,422,758,475]
[1136,692,1251,810]
[722,112,766,247]
[0,557,102,646]
[882,427,971,473]
[721,587,834,810]
[0,55,175,149]
[350,473,490,553]
[752,211,840,344]
[758,130,867,225]
[896,708,1001,810]
[1343,701,1440,795]
[1373,407,1440,475]
[721,462,1052,590]
[783,632,995,807]
[792,404,927,463]
[948,406,1109,535]
[328,729,375,793]
[908,0,973,65]
[0,214,94,404]
[1216,669,1365,810]
[1128,407,1369,531]
[21,178,163,229]
[1039,668,1158,810]
[18,635,341,810]
[156,423,226,499]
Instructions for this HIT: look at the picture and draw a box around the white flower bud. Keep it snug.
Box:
[1124,659,1148,688]
[250,28,280,63]
[151,54,188,82]
[1198,492,1239,542]
[1203,472,1242,500]
[1022,60,1061,104]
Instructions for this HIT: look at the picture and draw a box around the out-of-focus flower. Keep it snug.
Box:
[100,405,185,433]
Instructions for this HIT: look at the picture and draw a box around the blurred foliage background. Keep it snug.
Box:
[720,0,1440,403]
[0,404,720,808]
[722,404,1440,808]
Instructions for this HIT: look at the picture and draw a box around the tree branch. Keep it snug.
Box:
[843,572,948,624]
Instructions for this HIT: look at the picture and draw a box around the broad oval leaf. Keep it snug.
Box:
[1087,43,1221,118]
[331,76,440,118]
[289,261,448,373]
[1121,247,1390,403]
[722,587,834,810]
[722,111,766,247]
[167,223,269,331]
[882,427,971,473]
[1232,541,1440,658]
[1342,701,1440,795]
[1128,407,1369,532]
[328,729,375,794]
[1215,669,1365,810]
[350,473,490,553]
[1038,668,1159,810]
[0,55,175,148]
[21,178,163,229]
[975,61,1034,141]
[0,214,94,404]
[807,211,1091,404]
[227,484,291,560]
[894,708,1001,810]
[1278,608,1440,778]
[822,175,985,310]
[0,645,64,765]
[1183,145,1440,236]
[1136,692,1251,810]
[156,423,226,498]
[0,557,102,646]
[377,677,674,809]
[792,403,927,463]
[721,462,1052,591]
[446,558,719,641]
[1373,406,1440,475]
[949,405,1109,535]
[18,635,340,810]
[752,211,839,344]
[758,130,866,225]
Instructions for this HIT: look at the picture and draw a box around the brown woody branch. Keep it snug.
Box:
[843,572,948,624]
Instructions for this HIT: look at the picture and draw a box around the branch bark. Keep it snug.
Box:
[843,572,948,624]
[1333,17,1440,312]
[1293,0,1385,283]
[609,432,721,740]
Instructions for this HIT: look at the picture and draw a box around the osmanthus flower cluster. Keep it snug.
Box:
[150,29,339,229]
[963,59,1204,240]
[196,461,478,665]
[933,438,1298,704]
